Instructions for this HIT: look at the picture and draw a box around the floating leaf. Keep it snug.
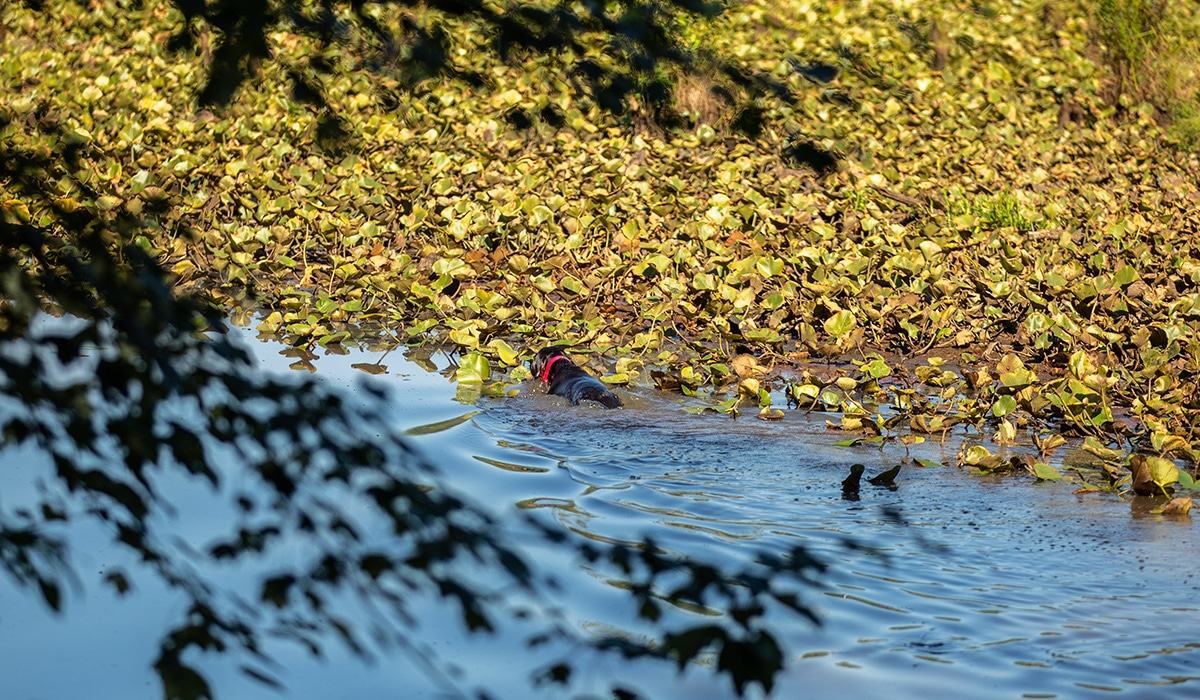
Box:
[456,353,491,384]
[756,408,784,421]
[859,357,891,379]
[1031,463,1062,481]
[1081,437,1122,463]
[992,395,1017,417]
[488,338,519,366]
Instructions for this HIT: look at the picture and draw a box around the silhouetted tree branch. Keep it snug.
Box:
[0,117,824,700]
[0,3,828,697]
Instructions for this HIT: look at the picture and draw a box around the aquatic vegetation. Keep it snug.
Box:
[3,0,1200,499]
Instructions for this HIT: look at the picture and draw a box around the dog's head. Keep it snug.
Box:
[531,347,570,382]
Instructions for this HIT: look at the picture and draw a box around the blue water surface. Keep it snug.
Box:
[1,324,1197,700]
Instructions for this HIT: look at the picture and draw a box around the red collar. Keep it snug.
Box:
[540,354,569,382]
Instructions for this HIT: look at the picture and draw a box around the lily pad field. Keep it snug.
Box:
[5,0,1200,498]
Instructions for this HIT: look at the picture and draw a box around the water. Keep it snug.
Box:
[2,327,1198,699]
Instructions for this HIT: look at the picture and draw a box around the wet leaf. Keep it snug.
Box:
[992,395,1017,418]
[738,378,761,398]
[960,444,1006,472]
[456,353,491,384]
[714,396,740,416]
[993,418,1016,445]
[1081,437,1122,463]
[1031,463,1062,481]
[488,339,519,366]
[756,408,784,421]
[867,464,901,487]
[405,411,482,436]
[1148,456,1180,489]
[859,357,891,379]
[1130,454,1177,496]
[1034,433,1066,456]
[732,354,765,378]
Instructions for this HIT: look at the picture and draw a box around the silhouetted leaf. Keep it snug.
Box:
[790,60,839,83]
[104,570,132,596]
[664,625,725,668]
[239,665,284,690]
[783,139,839,174]
[37,577,61,612]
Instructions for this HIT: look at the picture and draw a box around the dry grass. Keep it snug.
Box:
[631,69,738,137]
[673,73,731,127]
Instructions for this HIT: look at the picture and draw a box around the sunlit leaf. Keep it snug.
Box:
[823,310,855,338]
[992,395,1017,417]
[456,353,491,383]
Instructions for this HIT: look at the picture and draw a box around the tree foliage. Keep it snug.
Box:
[0,1,824,697]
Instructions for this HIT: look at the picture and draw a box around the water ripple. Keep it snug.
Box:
[460,391,1200,698]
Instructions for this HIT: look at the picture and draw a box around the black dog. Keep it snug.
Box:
[530,347,622,409]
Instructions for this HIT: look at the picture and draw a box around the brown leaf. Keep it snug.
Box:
[1161,497,1193,515]
[731,353,766,378]
[1130,454,1156,496]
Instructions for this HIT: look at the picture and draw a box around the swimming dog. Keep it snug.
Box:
[530,347,622,409]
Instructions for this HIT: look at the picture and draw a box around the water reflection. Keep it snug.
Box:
[5,329,1199,700]
[465,383,1200,698]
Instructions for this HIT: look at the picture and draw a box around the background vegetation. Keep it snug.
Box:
[3,0,1200,695]
[7,0,1200,466]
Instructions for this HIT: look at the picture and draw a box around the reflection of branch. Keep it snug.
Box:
[0,522,74,611]
[2,14,830,697]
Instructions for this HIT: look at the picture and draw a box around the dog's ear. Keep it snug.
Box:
[530,346,558,376]
[534,347,565,366]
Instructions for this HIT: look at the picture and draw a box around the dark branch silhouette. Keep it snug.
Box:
[0,3,832,693]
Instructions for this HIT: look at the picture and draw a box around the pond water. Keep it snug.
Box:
[2,327,1199,700]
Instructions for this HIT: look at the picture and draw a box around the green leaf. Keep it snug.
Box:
[823,310,856,338]
[1081,437,1122,462]
[457,353,491,383]
[742,327,783,343]
[488,339,519,366]
[1032,463,1062,481]
[860,357,891,379]
[714,396,740,415]
[1145,456,1179,488]
[1113,265,1139,288]
[963,445,992,465]
[992,395,1017,417]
